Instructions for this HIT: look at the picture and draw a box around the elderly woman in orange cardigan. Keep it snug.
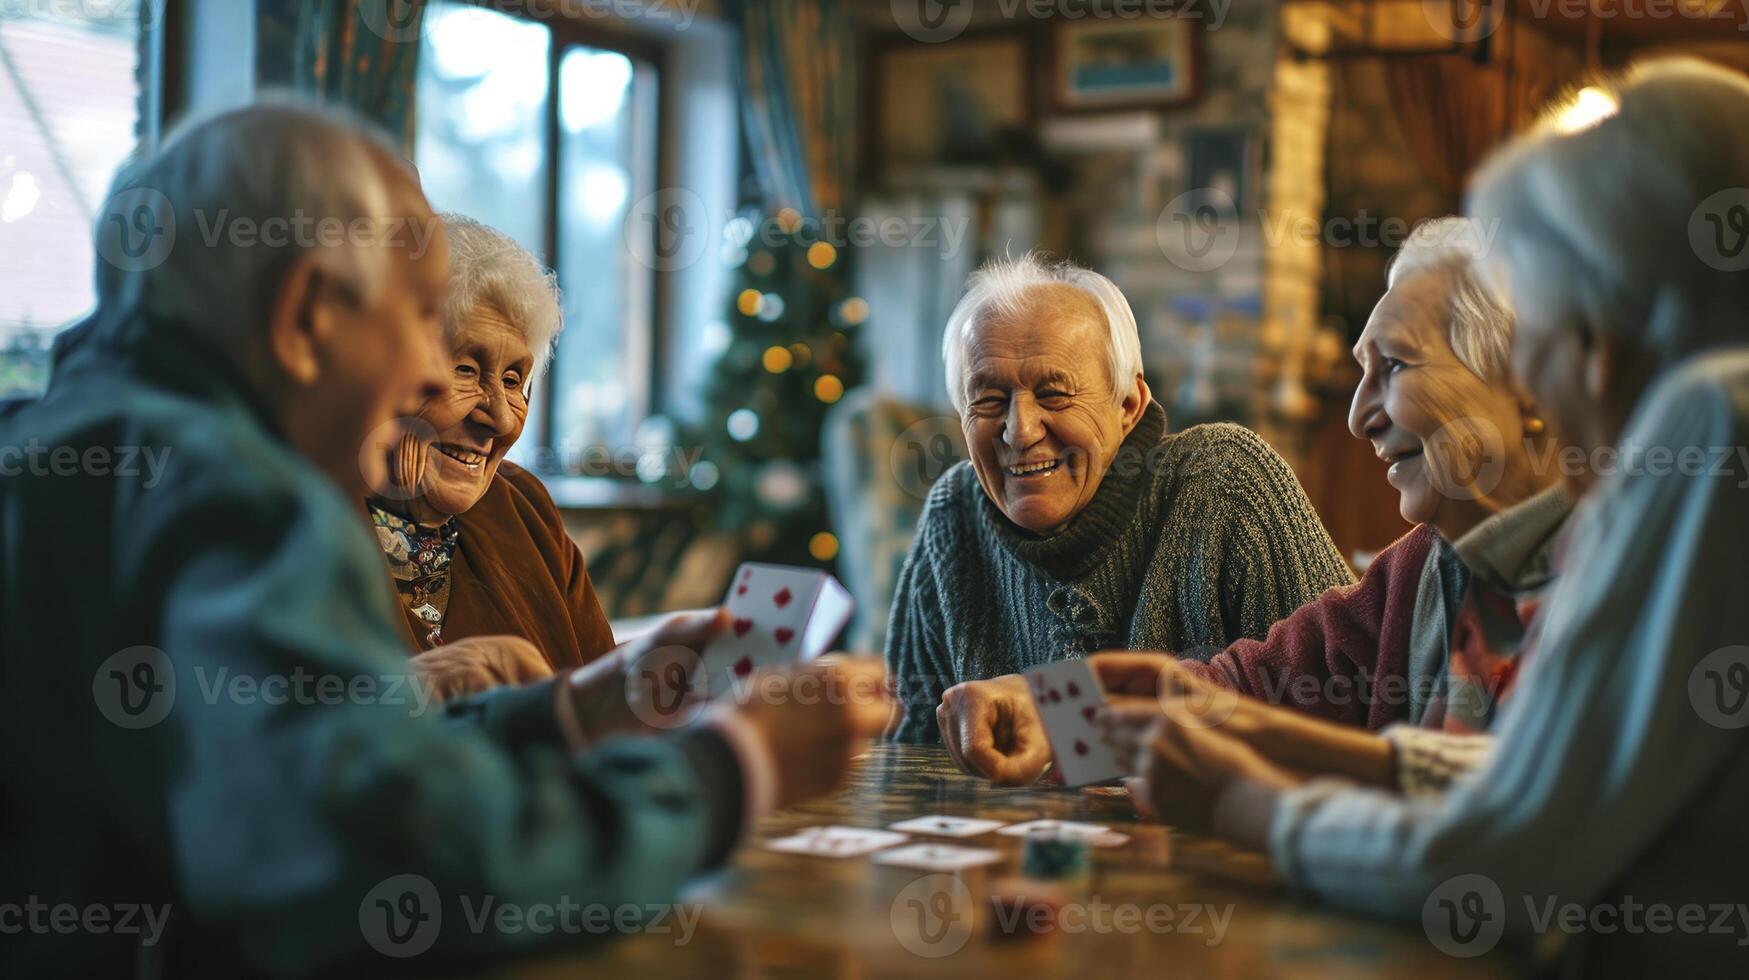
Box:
[368,214,615,690]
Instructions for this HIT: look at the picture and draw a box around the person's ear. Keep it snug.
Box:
[1583,328,1616,409]
[1121,376,1151,431]
[263,254,334,387]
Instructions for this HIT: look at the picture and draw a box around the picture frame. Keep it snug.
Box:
[1051,16,1201,112]
[867,29,1038,168]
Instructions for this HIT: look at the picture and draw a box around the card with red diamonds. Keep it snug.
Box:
[1023,658,1125,787]
[702,563,854,697]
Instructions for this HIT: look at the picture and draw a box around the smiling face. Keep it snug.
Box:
[1349,267,1549,539]
[958,284,1149,536]
[404,304,534,520]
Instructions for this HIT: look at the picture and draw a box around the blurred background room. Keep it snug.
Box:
[3,0,1746,649]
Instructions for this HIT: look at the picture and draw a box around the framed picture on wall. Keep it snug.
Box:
[1185,126,1256,214]
[868,29,1036,167]
[1052,16,1200,111]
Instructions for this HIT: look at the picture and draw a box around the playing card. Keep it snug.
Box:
[996,819,1111,839]
[872,843,1003,872]
[765,825,908,857]
[888,815,1006,838]
[703,563,855,696]
[1023,659,1126,786]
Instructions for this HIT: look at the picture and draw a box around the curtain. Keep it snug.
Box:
[256,0,430,152]
[730,0,857,217]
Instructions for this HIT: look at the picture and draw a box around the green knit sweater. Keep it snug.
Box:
[885,402,1356,742]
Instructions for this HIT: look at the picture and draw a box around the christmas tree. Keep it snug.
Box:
[685,207,869,573]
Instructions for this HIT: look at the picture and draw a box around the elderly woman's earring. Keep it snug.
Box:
[1524,417,1546,435]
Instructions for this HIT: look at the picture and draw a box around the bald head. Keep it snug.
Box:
[95,99,438,342]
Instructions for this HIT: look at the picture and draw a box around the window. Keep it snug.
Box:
[416,1,659,467]
[0,5,143,397]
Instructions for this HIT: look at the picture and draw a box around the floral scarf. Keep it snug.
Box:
[370,504,459,645]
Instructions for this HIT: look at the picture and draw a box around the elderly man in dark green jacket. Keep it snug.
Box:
[0,103,886,977]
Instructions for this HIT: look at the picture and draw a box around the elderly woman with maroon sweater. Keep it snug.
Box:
[939,217,1570,787]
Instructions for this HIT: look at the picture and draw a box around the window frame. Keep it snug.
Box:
[435,0,670,468]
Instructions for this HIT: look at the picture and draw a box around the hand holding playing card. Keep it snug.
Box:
[703,564,854,696]
[1022,659,1126,787]
[1125,699,1299,836]
[562,608,728,742]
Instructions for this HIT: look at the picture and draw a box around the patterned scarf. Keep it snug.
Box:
[370,504,459,645]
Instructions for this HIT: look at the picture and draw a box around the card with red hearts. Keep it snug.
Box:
[702,563,854,696]
[1023,658,1125,787]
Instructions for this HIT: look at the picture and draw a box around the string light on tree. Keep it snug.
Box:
[762,346,793,373]
[726,408,760,441]
[814,374,844,404]
[682,208,868,572]
[809,532,839,562]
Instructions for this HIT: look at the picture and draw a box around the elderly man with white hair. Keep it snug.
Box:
[887,252,1354,767]
[1112,58,1749,974]
[948,222,1574,789]
[0,102,890,976]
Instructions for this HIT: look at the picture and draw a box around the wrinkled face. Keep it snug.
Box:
[410,305,534,517]
[1348,269,1535,538]
[958,285,1145,536]
[313,210,449,499]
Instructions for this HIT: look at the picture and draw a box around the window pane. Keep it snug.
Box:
[549,45,656,455]
[414,2,550,259]
[0,7,141,397]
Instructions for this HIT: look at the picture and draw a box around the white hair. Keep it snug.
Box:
[941,252,1144,412]
[1467,57,1749,371]
[438,214,564,378]
[1384,216,1515,383]
[94,96,412,337]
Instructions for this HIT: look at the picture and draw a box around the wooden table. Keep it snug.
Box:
[508,745,1525,979]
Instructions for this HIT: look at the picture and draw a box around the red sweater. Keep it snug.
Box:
[1183,524,1441,731]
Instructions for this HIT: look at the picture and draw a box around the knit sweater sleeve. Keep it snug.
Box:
[1196,424,1356,640]
[882,471,961,744]
[1187,525,1440,729]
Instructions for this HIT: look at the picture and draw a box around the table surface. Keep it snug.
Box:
[505,744,1525,979]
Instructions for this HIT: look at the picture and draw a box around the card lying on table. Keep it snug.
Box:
[766,826,907,857]
[702,562,854,696]
[888,815,1006,838]
[873,843,1003,872]
[1022,659,1127,787]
